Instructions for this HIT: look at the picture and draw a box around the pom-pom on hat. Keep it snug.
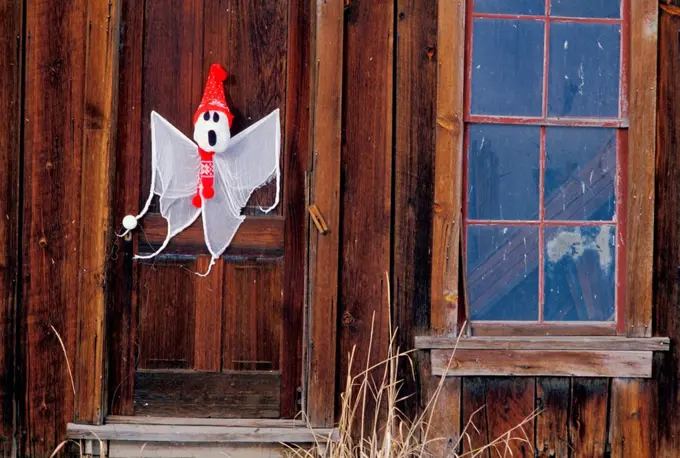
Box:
[194,64,234,127]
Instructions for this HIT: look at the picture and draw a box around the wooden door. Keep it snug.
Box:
[107,0,309,419]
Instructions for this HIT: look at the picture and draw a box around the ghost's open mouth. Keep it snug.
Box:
[208,130,217,147]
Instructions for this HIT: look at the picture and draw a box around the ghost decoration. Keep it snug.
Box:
[119,64,281,276]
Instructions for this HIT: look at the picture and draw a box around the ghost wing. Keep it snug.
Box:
[133,111,202,259]
[214,109,281,213]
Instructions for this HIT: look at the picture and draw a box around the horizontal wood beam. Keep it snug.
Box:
[416,335,670,351]
[106,416,307,428]
[134,370,280,418]
[431,349,653,378]
[67,423,338,443]
[139,214,284,256]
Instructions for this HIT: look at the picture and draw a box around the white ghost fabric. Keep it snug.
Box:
[121,109,281,276]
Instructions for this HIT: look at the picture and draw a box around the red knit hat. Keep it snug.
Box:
[194,64,234,127]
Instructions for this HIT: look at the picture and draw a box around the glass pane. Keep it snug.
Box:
[471,19,545,116]
[467,225,539,320]
[548,23,621,117]
[550,0,621,19]
[545,127,616,221]
[475,0,545,15]
[468,124,540,220]
[544,225,616,321]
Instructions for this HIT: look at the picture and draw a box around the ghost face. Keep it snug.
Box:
[193,110,231,153]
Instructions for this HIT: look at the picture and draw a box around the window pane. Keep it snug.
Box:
[545,127,616,221]
[471,19,544,116]
[468,124,540,220]
[544,225,615,321]
[550,0,621,19]
[548,23,621,117]
[475,0,545,15]
[467,225,539,320]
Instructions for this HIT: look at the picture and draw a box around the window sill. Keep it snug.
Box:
[415,336,670,378]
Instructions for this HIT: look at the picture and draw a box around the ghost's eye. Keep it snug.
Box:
[203,112,210,121]
[213,112,220,123]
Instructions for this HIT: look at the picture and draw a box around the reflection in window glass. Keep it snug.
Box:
[548,23,621,117]
[544,225,616,321]
[468,124,540,220]
[545,127,616,221]
[471,19,544,116]
[467,225,539,320]
[550,0,621,19]
[474,0,545,15]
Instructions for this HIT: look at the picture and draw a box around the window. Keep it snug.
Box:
[418,0,666,377]
[463,0,627,332]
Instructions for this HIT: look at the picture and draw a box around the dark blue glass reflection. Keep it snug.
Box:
[548,23,621,117]
[475,0,545,15]
[545,127,616,221]
[467,225,540,320]
[468,124,540,220]
[471,19,545,116]
[544,225,616,321]
[550,0,621,19]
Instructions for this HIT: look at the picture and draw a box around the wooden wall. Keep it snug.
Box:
[0,0,680,457]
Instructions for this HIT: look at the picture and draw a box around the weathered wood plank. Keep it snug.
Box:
[137,262,196,370]
[655,7,680,457]
[106,416,307,428]
[140,215,285,257]
[223,262,282,372]
[535,378,569,458]
[108,443,288,458]
[609,378,657,458]
[431,350,653,377]
[21,0,87,454]
[134,370,280,419]
[626,0,658,337]
[394,0,438,417]
[0,0,22,452]
[280,0,312,418]
[75,0,121,425]
[484,378,535,458]
[68,422,333,443]
[569,378,608,458]
[461,377,489,458]
[108,0,145,417]
[338,0,394,420]
[431,0,466,336]
[306,0,344,428]
[470,323,617,337]
[415,336,670,351]
[193,257,224,371]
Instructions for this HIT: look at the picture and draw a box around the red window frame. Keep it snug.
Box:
[462,0,630,334]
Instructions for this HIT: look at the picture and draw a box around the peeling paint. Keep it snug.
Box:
[546,226,614,271]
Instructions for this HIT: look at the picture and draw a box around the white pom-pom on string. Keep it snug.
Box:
[123,215,138,231]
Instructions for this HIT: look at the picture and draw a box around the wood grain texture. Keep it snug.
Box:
[461,377,489,458]
[108,443,289,458]
[108,0,145,416]
[140,216,284,258]
[134,370,280,419]
[280,0,312,418]
[609,378,657,458]
[431,350,653,377]
[394,0,437,418]
[0,0,22,453]
[194,257,224,371]
[654,8,680,456]
[470,322,617,337]
[20,0,87,454]
[415,335,670,351]
[223,262,282,372]
[75,0,121,425]
[106,416,308,427]
[484,378,535,458]
[569,378,608,458]
[626,0,658,337]
[535,378,569,458]
[306,0,344,427]
[338,0,393,417]
[430,0,466,336]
